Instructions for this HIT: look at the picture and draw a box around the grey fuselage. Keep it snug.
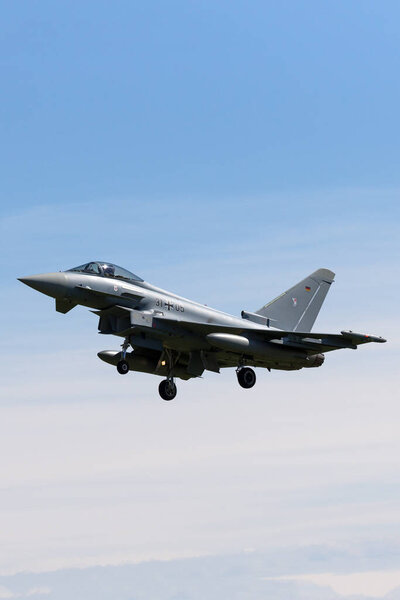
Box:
[19,263,386,382]
[22,269,322,376]
[68,271,257,329]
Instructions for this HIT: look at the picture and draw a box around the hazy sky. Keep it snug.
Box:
[1,1,400,598]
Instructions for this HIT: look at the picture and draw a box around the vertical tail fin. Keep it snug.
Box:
[256,268,335,332]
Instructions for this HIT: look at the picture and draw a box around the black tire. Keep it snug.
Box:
[159,379,177,401]
[117,359,129,375]
[237,367,256,389]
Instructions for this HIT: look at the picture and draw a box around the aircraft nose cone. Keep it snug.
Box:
[18,272,67,298]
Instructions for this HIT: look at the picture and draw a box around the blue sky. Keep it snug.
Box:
[1,2,400,598]
[2,0,400,207]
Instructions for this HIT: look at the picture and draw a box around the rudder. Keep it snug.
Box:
[256,268,335,332]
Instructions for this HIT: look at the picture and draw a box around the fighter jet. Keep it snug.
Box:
[18,262,386,400]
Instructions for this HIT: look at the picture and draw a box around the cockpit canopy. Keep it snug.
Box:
[66,262,144,282]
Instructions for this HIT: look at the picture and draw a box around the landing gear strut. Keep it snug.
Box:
[237,367,256,389]
[117,338,130,375]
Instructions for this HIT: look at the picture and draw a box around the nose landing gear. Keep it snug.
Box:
[117,360,129,374]
[116,338,130,375]
[237,366,256,389]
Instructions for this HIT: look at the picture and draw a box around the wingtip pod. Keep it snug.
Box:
[341,330,387,343]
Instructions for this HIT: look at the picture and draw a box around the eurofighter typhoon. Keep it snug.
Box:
[19,263,386,400]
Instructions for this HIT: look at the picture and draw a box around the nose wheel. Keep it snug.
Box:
[116,338,131,375]
[159,379,177,401]
[117,359,129,374]
[237,367,256,389]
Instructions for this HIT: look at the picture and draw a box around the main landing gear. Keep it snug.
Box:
[115,341,256,398]
[158,348,178,401]
[115,341,179,401]
[158,379,177,401]
[236,366,256,389]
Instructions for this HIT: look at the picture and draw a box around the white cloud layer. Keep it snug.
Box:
[0,355,399,574]
[3,551,400,600]
[267,570,400,598]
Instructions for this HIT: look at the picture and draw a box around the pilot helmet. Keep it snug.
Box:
[103,264,115,277]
